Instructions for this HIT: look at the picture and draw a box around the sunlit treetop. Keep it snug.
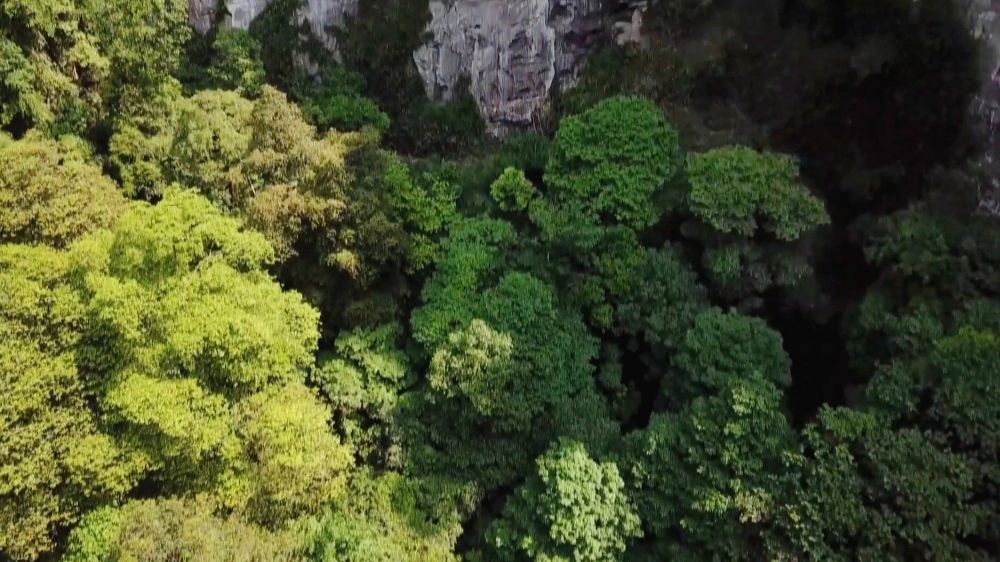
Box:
[686,146,829,241]
[544,96,682,230]
[0,133,126,247]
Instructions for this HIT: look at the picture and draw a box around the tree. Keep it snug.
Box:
[1,189,353,556]
[207,29,267,96]
[779,407,987,561]
[0,133,125,246]
[542,96,682,230]
[62,499,300,562]
[602,243,707,350]
[108,86,423,327]
[849,204,1000,372]
[622,374,798,560]
[859,326,1000,550]
[491,167,537,212]
[88,0,190,121]
[71,188,351,520]
[670,309,791,403]
[683,146,829,306]
[406,218,616,488]
[313,323,413,468]
[0,0,107,134]
[303,472,466,562]
[295,64,390,133]
[0,338,142,561]
[487,440,641,562]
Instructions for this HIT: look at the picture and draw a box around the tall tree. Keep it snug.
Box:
[682,146,829,307]
[488,440,641,562]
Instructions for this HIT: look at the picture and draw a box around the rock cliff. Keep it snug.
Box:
[966,0,1000,214]
[189,0,997,153]
[188,0,357,50]
[188,0,645,133]
[413,0,618,133]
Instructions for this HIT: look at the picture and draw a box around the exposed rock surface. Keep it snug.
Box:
[188,0,646,134]
[188,0,358,49]
[966,0,1000,214]
[413,0,647,134]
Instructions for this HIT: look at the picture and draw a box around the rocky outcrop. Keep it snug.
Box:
[187,0,358,50]
[186,0,645,133]
[966,0,1000,214]
[413,0,646,134]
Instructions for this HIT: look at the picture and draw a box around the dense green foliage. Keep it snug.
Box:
[487,440,641,562]
[1,1,998,561]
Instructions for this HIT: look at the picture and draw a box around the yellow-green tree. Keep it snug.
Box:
[0,189,352,560]
[0,133,125,246]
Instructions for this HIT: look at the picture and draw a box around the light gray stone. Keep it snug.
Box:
[188,0,358,50]
[413,0,560,134]
[965,0,1000,214]
[187,0,646,133]
[412,0,649,134]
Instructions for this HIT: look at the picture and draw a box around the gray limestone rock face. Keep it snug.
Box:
[965,0,1000,214]
[188,0,646,134]
[188,0,358,50]
[413,0,645,135]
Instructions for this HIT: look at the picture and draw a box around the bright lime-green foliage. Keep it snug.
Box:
[488,441,641,562]
[623,374,798,560]
[671,309,791,402]
[0,133,125,246]
[543,97,682,229]
[109,86,418,310]
[0,0,188,132]
[1,189,352,558]
[0,0,107,132]
[88,0,190,120]
[63,499,300,562]
[314,324,412,467]
[208,29,267,96]
[0,244,83,354]
[69,190,350,514]
[0,339,141,561]
[781,407,986,561]
[491,167,537,212]
[109,88,253,200]
[236,382,354,523]
[303,472,465,562]
[683,146,829,304]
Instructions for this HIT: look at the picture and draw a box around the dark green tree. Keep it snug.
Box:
[683,146,829,307]
[406,218,616,489]
[622,373,798,561]
[779,407,988,561]
[669,309,791,403]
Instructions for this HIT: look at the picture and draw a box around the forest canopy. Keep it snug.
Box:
[1,0,998,561]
